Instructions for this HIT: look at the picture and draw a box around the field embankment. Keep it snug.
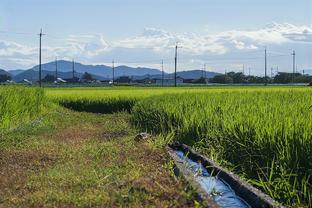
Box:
[0,98,200,207]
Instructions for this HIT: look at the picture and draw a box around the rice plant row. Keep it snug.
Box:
[0,86,47,132]
[47,86,312,206]
[131,89,312,206]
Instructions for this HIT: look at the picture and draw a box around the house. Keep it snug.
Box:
[115,76,131,83]
[183,79,195,84]
[63,77,80,83]
[136,77,155,84]
[155,77,183,85]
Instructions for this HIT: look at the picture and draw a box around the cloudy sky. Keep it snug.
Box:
[0,0,311,75]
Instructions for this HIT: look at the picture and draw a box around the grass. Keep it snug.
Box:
[131,88,312,206]
[46,86,312,206]
[0,106,202,207]
[0,86,47,132]
[2,85,311,206]
[46,86,309,113]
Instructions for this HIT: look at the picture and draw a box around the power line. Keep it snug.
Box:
[112,59,115,85]
[292,50,296,84]
[72,59,75,79]
[174,42,178,87]
[55,57,58,81]
[264,47,267,86]
[161,59,164,87]
[38,29,45,87]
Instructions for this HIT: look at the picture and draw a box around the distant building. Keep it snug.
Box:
[183,78,208,84]
[115,76,131,83]
[136,77,155,84]
[155,77,183,85]
[183,79,195,84]
[63,77,80,83]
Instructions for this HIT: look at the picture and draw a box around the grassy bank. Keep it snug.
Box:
[0,106,201,207]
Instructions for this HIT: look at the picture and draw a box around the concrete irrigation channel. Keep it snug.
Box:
[167,142,283,208]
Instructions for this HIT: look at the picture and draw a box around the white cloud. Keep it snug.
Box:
[0,22,311,74]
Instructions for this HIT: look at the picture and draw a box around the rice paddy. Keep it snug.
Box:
[47,86,312,206]
[0,86,47,132]
[1,85,311,206]
[132,89,312,206]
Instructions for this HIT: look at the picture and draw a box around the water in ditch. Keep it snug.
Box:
[175,150,250,208]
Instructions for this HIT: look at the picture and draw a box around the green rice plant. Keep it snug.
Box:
[45,86,312,205]
[58,97,137,113]
[0,86,47,132]
[47,86,308,113]
[132,88,312,206]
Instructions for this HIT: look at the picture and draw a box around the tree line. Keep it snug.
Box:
[209,72,312,84]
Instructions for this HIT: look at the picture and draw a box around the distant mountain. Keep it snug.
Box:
[175,70,220,79]
[132,70,220,80]
[8,69,24,76]
[28,60,162,78]
[12,69,106,82]
[10,60,220,81]
[0,69,11,76]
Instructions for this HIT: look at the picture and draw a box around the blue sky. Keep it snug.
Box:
[0,0,311,74]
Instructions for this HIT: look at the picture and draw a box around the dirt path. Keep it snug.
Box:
[0,108,200,207]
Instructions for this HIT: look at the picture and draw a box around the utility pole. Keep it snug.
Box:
[264,47,267,86]
[271,67,274,78]
[248,67,251,76]
[292,50,296,84]
[201,67,204,78]
[161,59,164,87]
[72,59,75,80]
[55,57,58,82]
[112,60,115,85]
[174,42,178,87]
[242,64,245,75]
[38,29,45,87]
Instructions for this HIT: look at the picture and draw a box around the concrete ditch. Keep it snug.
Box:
[167,142,283,208]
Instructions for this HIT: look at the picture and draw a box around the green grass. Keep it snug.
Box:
[46,86,309,113]
[1,107,201,207]
[46,86,312,206]
[2,85,311,206]
[0,86,47,132]
[131,88,312,206]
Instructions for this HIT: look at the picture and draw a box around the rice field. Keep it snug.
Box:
[1,86,311,206]
[46,86,309,112]
[0,86,47,132]
[132,89,312,206]
[46,86,312,206]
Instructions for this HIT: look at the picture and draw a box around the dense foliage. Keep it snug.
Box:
[209,71,312,84]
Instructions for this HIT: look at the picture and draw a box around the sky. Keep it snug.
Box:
[0,0,311,75]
